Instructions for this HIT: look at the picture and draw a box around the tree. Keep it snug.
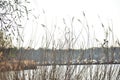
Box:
[0,30,13,61]
[0,0,30,41]
[0,0,30,60]
[0,30,12,48]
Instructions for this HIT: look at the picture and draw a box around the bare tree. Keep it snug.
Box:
[0,0,30,41]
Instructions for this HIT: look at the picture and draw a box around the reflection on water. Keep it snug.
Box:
[1,64,119,80]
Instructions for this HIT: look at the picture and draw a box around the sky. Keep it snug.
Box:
[21,0,120,49]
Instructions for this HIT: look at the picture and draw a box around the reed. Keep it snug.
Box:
[0,11,120,80]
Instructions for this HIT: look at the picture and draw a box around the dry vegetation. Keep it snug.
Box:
[0,15,120,80]
[0,65,120,80]
[0,59,36,72]
[0,0,120,80]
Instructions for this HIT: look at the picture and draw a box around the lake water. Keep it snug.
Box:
[1,64,119,80]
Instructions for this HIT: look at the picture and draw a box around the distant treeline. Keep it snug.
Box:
[0,47,120,63]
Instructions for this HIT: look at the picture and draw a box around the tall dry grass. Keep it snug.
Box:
[0,12,120,80]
